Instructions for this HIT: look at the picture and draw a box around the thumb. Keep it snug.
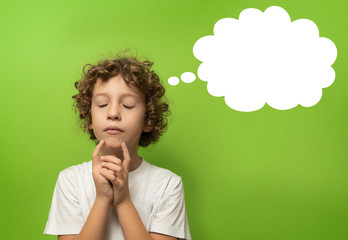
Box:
[92,139,104,167]
[121,142,131,172]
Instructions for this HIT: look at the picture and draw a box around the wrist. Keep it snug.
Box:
[114,196,132,211]
[95,196,112,206]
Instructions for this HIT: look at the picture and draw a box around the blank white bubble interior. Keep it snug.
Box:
[191,6,337,112]
[180,72,196,83]
[168,76,180,86]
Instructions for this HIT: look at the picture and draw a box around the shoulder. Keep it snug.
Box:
[57,161,92,185]
[144,160,181,180]
[142,160,184,191]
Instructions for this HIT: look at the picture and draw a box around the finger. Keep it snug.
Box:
[99,173,112,185]
[92,139,104,166]
[121,142,131,172]
[100,168,117,183]
[100,155,123,166]
[101,162,122,173]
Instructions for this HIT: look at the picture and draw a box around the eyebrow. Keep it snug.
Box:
[93,92,139,99]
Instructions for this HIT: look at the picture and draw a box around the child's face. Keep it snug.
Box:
[89,75,150,151]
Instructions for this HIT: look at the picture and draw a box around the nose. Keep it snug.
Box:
[107,103,121,120]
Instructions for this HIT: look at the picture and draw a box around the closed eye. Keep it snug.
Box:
[98,104,134,109]
[123,105,134,109]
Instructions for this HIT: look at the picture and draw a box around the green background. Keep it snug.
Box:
[1,0,347,239]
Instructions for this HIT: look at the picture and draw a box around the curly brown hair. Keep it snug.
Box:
[72,53,171,147]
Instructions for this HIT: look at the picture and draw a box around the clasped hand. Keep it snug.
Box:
[92,140,131,208]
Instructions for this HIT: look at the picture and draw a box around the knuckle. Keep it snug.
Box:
[116,159,122,165]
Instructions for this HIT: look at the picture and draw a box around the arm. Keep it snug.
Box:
[58,197,110,240]
[59,140,113,240]
[58,199,177,240]
[116,198,178,240]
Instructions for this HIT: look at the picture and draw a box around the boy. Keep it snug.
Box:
[44,55,191,240]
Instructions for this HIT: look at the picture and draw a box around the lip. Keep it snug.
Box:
[106,129,123,134]
[104,126,124,134]
[104,126,123,132]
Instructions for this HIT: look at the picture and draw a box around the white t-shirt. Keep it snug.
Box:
[44,158,191,240]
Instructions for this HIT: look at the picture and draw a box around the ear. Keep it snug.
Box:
[143,124,152,133]
[143,120,152,132]
[85,123,93,133]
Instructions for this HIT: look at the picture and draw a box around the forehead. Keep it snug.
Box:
[92,76,144,101]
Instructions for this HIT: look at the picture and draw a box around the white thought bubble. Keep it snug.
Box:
[169,6,337,112]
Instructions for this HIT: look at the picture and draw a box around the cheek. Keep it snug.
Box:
[127,113,145,126]
[90,106,97,119]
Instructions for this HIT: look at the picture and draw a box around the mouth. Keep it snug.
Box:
[104,126,124,134]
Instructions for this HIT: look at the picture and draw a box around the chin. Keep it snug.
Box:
[104,139,123,148]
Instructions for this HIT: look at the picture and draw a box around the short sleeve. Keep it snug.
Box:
[150,176,191,240]
[43,170,84,235]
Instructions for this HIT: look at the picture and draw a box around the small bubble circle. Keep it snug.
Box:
[168,76,180,86]
[180,72,196,83]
